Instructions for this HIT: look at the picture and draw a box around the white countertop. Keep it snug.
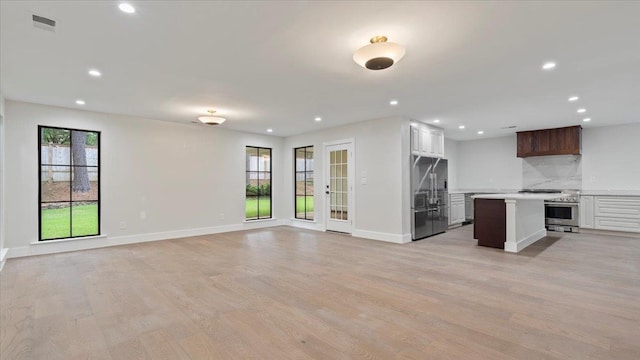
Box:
[472,193,569,200]
[580,190,640,196]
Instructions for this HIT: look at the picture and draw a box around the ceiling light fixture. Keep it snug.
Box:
[477,130,484,135]
[568,96,579,102]
[88,69,101,77]
[197,110,226,125]
[75,99,85,105]
[119,3,135,14]
[583,118,591,122]
[577,108,586,113]
[267,129,273,133]
[314,117,322,122]
[389,99,399,106]
[433,119,440,123]
[542,62,556,70]
[353,36,406,70]
[458,125,465,129]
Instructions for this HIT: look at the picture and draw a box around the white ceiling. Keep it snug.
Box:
[1,1,639,140]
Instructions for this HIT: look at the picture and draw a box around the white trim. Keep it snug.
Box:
[243,218,279,224]
[30,234,107,245]
[285,218,326,231]
[322,138,355,147]
[0,248,8,272]
[7,219,287,259]
[352,229,412,244]
[504,228,547,253]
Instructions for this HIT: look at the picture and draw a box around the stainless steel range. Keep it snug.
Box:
[520,189,580,233]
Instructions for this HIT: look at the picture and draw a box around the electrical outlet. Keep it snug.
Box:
[119,221,127,230]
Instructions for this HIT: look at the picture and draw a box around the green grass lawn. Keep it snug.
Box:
[245,196,272,219]
[41,203,98,240]
[296,196,314,213]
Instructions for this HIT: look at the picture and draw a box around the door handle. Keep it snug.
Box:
[325,191,330,195]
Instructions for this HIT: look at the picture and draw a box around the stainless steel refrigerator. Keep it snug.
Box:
[411,156,448,240]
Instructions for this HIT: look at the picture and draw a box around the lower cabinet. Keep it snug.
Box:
[579,196,594,229]
[449,194,465,225]
[585,195,640,233]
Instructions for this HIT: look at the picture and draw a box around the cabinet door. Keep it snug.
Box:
[410,126,420,154]
[430,130,444,158]
[419,128,430,155]
[579,196,594,229]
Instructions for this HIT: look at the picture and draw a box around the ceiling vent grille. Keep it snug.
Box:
[32,14,56,32]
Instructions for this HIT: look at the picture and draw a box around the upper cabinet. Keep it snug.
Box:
[411,123,445,158]
[517,125,581,157]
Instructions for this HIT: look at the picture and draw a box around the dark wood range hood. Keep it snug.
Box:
[516,125,582,158]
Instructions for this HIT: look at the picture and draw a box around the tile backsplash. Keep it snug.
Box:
[522,155,582,189]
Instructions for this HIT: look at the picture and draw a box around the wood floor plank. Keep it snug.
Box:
[2,225,639,359]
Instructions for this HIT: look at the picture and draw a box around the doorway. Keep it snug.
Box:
[324,140,354,233]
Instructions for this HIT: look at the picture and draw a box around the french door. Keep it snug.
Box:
[324,141,354,233]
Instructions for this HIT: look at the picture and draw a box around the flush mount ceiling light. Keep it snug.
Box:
[577,108,586,113]
[568,96,579,102]
[353,36,406,70]
[477,130,484,135]
[198,110,226,125]
[458,125,465,129]
[75,99,85,105]
[389,99,399,106]
[267,129,273,133]
[314,117,322,122]
[583,118,591,122]
[88,69,101,77]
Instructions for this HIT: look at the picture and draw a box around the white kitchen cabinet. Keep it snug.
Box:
[410,124,444,158]
[449,194,465,225]
[579,195,594,229]
[593,196,640,233]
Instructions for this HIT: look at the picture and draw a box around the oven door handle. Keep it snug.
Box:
[545,202,578,206]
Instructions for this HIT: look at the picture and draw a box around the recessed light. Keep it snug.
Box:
[389,99,398,106]
[267,129,273,133]
[314,117,322,122]
[119,3,135,14]
[542,62,556,70]
[477,130,484,135]
[458,125,465,129]
[577,108,586,113]
[88,69,101,77]
[583,118,591,122]
[433,119,440,123]
[75,99,85,105]
[568,96,579,102]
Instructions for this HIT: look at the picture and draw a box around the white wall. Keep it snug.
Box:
[0,93,6,268]
[444,138,459,191]
[582,123,640,190]
[455,135,522,191]
[4,100,285,257]
[283,116,409,243]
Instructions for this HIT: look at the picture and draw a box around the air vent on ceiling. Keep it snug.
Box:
[32,14,56,32]
[501,126,517,129]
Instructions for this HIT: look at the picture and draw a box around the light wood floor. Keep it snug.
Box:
[2,225,639,359]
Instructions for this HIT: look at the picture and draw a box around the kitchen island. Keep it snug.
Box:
[472,193,566,253]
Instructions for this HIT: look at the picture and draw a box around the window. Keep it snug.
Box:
[294,146,314,220]
[246,146,272,220]
[39,126,100,240]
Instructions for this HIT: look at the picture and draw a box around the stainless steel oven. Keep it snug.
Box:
[545,202,579,232]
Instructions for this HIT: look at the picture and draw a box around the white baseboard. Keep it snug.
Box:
[352,229,411,244]
[504,228,547,253]
[285,219,326,231]
[0,248,8,272]
[6,219,287,259]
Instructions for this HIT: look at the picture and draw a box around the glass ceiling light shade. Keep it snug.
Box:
[198,110,226,125]
[353,36,406,70]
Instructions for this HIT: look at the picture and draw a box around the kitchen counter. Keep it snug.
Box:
[473,193,557,253]
[473,193,569,200]
[580,190,640,196]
